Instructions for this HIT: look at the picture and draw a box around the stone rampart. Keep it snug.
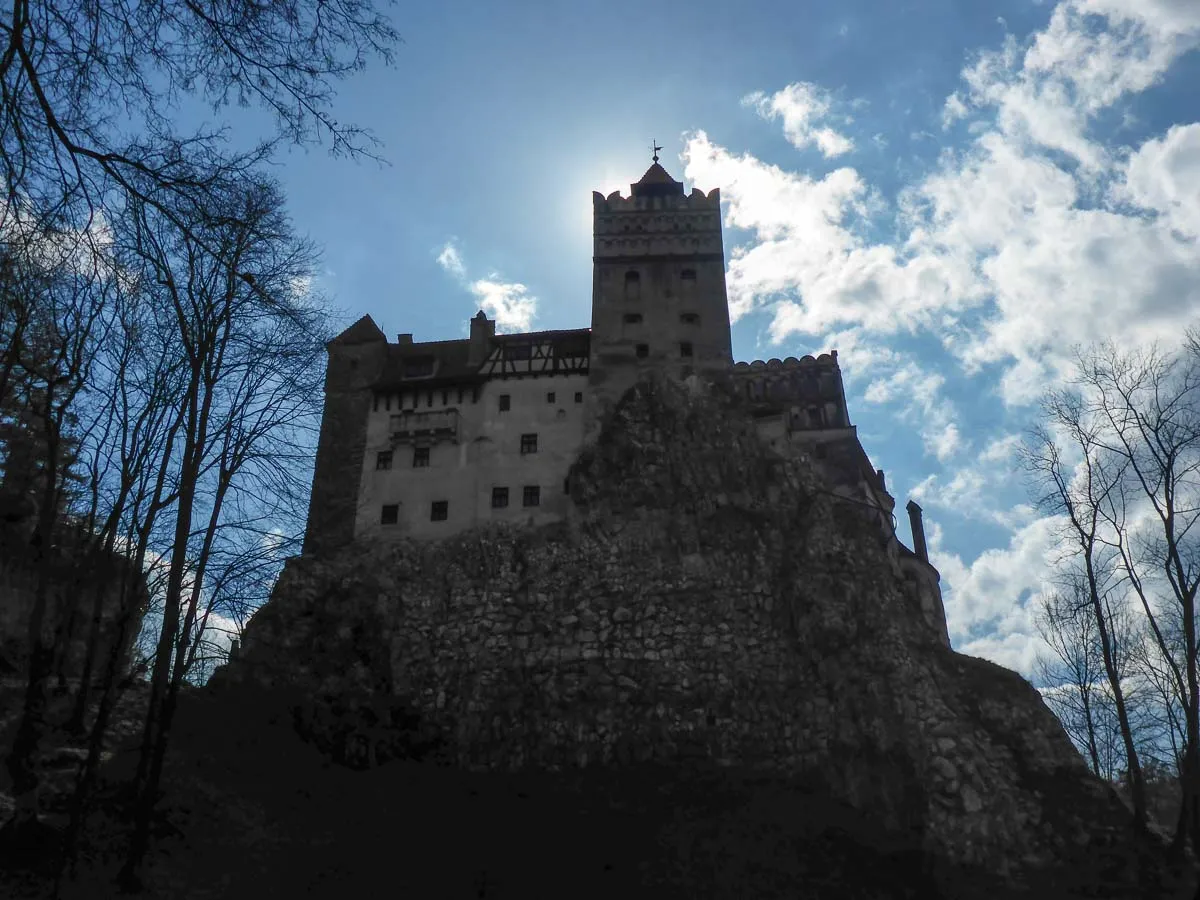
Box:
[217,374,1157,889]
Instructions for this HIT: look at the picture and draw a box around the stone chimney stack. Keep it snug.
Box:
[468,310,495,366]
[906,500,929,564]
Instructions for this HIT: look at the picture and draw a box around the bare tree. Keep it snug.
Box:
[1074,339,1200,855]
[0,0,397,243]
[1,235,113,839]
[1037,584,1108,776]
[1024,392,1149,830]
[108,178,326,885]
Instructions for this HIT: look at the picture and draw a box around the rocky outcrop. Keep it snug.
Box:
[215,375,1178,895]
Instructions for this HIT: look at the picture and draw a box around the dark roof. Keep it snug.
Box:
[631,162,685,198]
[330,314,386,346]
[372,328,591,391]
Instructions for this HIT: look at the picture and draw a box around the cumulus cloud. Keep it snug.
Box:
[930,513,1065,676]
[686,0,1200,407]
[688,0,1200,677]
[435,240,537,333]
[862,361,966,462]
[744,83,855,158]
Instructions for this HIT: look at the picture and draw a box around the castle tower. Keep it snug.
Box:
[587,152,732,431]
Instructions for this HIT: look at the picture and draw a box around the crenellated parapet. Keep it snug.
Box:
[591,188,723,260]
[730,352,849,430]
[592,186,721,212]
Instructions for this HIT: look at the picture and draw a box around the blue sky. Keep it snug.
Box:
[253,0,1200,679]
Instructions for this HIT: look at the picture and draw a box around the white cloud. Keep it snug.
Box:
[436,242,466,279]
[685,0,1200,408]
[744,83,855,158]
[862,361,966,461]
[436,240,537,333]
[465,278,537,333]
[1121,123,1200,237]
[931,512,1064,676]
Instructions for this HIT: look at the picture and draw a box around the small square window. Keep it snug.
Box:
[380,504,399,525]
[499,394,511,412]
[492,486,509,509]
[574,391,583,404]
[680,342,693,358]
[520,433,538,455]
[412,446,430,468]
[376,451,393,470]
[623,313,643,324]
[680,313,700,325]
[523,485,541,507]
[430,500,448,521]
[546,392,556,404]
[635,344,649,359]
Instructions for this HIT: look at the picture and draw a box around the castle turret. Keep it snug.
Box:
[304,314,388,555]
[586,150,732,433]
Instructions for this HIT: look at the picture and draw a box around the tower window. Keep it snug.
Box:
[635,344,649,358]
[380,504,399,525]
[680,313,700,325]
[412,446,430,468]
[574,391,583,404]
[492,487,509,509]
[376,451,393,470]
[499,394,511,412]
[681,269,697,281]
[680,342,693,358]
[546,391,556,404]
[623,313,643,324]
[430,501,448,522]
[523,485,541,507]
[624,270,641,300]
[520,433,538,454]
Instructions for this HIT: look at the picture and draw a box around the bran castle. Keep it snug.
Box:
[302,156,942,637]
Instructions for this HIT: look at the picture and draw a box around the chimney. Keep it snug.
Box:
[396,333,413,345]
[906,500,928,564]
[468,310,495,366]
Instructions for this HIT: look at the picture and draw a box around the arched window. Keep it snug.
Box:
[624,270,641,301]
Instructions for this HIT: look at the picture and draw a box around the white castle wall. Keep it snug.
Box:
[354,373,589,541]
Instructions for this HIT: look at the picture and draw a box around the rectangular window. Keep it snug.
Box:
[499,394,511,412]
[491,486,509,509]
[412,446,430,468]
[441,390,449,405]
[546,392,556,404]
[376,451,393,470]
[430,500,448,522]
[380,504,399,525]
[623,313,643,324]
[457,389,464,404]
[635,344,649,358]
[574,391,583,404]
[520,433,538,454]
[523,485,541,507]
[680,342,694,358]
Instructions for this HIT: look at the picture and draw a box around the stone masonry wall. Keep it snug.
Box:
[222,375,1150,887]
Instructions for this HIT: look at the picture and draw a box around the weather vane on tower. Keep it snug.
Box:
[651,140,662,164]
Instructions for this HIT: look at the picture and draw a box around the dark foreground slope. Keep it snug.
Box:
[17,685,1192,900]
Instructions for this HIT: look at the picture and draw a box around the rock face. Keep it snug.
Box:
[217,375,1171,894]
